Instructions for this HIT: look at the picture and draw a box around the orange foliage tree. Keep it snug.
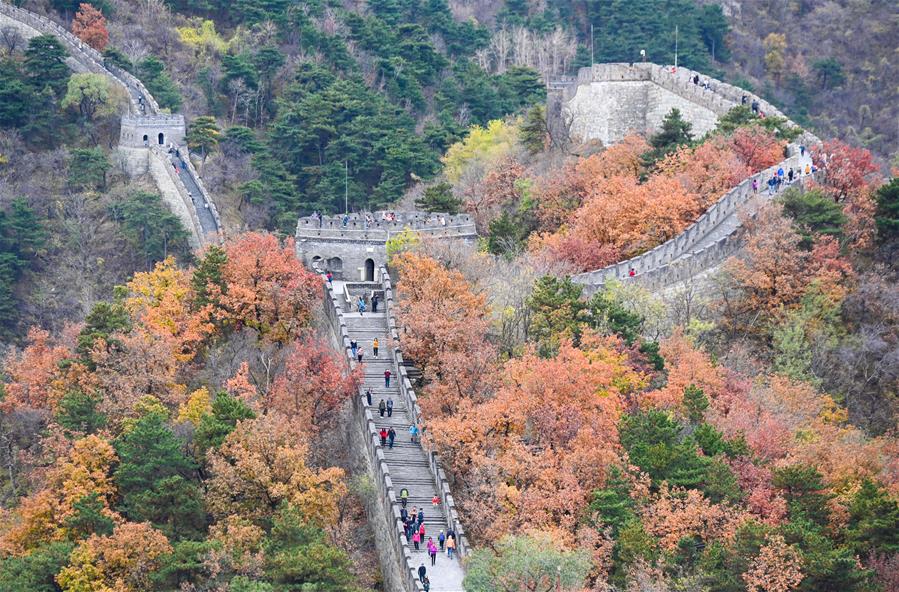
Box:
[1,327,74,412]
[71,3,109,51]
[428,336,643,542]
[269,335,361,428]
[392,252,495,417]
[742,534,804,592]
[465,157,526,231]
[641,485,748,552]
[206,412,347,526]
[814,140,882,248]
[56,522,171,592]
[0,435,119,555]
[218,233,320,343]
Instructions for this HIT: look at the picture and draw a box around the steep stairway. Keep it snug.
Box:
[343,308,465,591]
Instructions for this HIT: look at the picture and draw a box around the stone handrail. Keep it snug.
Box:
[0,1,159,114]
[296,225,477,241]
[380,266,469,558]
[317,271,426,592]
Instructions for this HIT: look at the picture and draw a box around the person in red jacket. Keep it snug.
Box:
[384,369,392,388]
[379,428,387,446]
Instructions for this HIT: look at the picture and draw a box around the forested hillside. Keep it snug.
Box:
[1,0,898,590]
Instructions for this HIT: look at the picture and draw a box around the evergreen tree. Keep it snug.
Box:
[76,300,131,362]
[874,178,899,244]
[68,147,110,191]
[780,187,846,249]
[845,479,899,555]
[772,464,831,526]
[0,542,74,592]
[520,104,548,154]
[683,384,709,424]
[590,467,636,535]
[186,115,221,164]
[194,392,256,456]
[63,492,115,539]
[138,56,182,110]
[414,181,462,214]
[527,275,586,353]
[191,245,228,310]
[24,35,70,96]
[109,190,190,268]
[55,389,107,436]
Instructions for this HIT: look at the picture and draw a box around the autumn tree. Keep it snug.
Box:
[206,412,346,526]
[219,233,320,343]
[71,3,108,51]
[391,252,495,416]
[763,33,787,80]
[56,522,172,592]
[269,335,360,428]
[742,534,804,592]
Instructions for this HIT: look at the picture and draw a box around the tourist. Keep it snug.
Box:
[400,488,409,508]
[350,339,357,357]
[693,74,699,85]
[741,95,747,105]
[342,214,349,227]
[428,538,438,566]
[357,347,364,363]
[373,338,379,358]
[409,424,419,444]
[805,164,811,175]
[366,388,372,406]
[326,271,333,285]
[788,168,794,182]
[800,145,806,157]
[422,576,430,592]
[418,563,427,582]
[384,369,392,388]
[628,267,636,277]
[438,530,446,551]
[751,100,759,114]
[412,532,421,551]
[400,507,408,521]
[446,534,456,559]
[379,427,387,447]
[386,398,393,417]
[371,293,379,312]
[417,508,425,526]
[752,178,758,192]
[419,523,426,542]
[410,507,418,524]
[432,494,440,508]
[388,427,396,449]
[378,399,386,417]
[358,296,366,315]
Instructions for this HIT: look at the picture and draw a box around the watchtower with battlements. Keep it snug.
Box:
[120,114,186,148]
[296,211,478,281]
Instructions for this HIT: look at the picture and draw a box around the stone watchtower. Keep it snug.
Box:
[119,114,186,148]
[296,211,478,281]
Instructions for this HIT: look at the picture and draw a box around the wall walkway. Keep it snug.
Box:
[320,268,466,592]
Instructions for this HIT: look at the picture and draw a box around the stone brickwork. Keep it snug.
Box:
[120,114,186,148]
[562,64,823,293]
[319,267,467,591]
[297,212,477,281]
[552,63,818,148]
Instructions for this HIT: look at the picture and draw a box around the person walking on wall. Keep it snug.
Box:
[373,337,379,358]
[379,427,387,447]
[386,398,393,417]
[413,532,421,551]
[417,508,425,526]
[365,388,372,406]
[378,399,386,417]
[357,296,365,315]
[387,427,396,449]
[752,178,758,192]
[384,369,391,388]
[418,563,427,583]
[428,538,438,566]
[350,339,357,357]
[357,347,364,363]
[438,530,446,551]
[371,293,379,312]
[446,534,456,559]
[422,576,430,592]
[400,488,409,508]
[410,423,419,444]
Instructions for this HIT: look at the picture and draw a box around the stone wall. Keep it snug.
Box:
[120,114,187,148]
[319,276,426,592]
[554,62,819,148]
[296,212,478,280]
[147,146,204,248]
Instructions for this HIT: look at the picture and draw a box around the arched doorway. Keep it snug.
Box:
[364,258,375,282]
[158,132,165,145]
[142,134,148,145]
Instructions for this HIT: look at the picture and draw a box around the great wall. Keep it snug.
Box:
[0,0,221,247]
[548,63,821,293]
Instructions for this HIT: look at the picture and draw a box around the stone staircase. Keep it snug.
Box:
[343,308,465,591]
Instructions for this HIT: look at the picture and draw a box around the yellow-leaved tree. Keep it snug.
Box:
[442,118,520,183]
